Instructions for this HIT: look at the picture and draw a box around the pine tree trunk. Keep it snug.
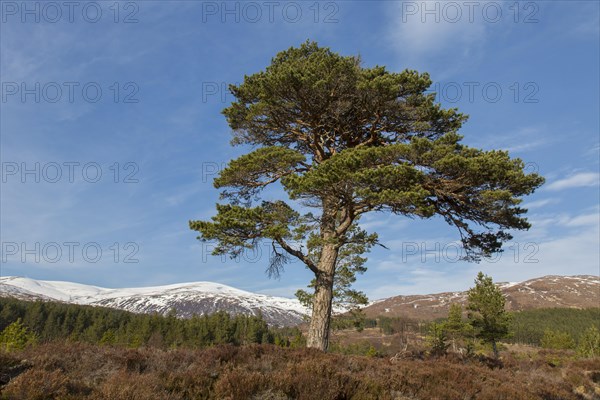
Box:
[306,243,338,351]
[492,340,498,359]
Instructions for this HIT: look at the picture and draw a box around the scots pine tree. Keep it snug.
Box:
[427,322,450,356]
[295,224,371,322]
[467,272,512,358]
[190,42,544,350]
[443,303,470,352]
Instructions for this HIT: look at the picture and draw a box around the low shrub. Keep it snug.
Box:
[0,341,598,399]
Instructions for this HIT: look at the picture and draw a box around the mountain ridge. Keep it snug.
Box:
[363,274,600,320]
[1,274,597,325]
[0,276,308,326]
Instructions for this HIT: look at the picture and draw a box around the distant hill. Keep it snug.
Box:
[363,275,600,320]
[2,275,597,326]
[0,276,307,326]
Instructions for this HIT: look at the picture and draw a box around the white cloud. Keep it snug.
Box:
[531,210,599,230]
[385,1,487,73]
[365,266,477,300]
[545,172,600,191]
[479,222,600,284]
[358,214,409,232]
[255,284,306,299]
[522,198,559,210]
[388,2,486,53]
[561,213,599,228]
[468,126,554,154]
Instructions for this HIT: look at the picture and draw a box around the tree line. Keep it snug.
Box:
[361,308,599,344]
[355,273,600,359]
[0,298,304,350]
[509,308,600,347]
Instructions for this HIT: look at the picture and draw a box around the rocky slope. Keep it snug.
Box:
[363,275,600,320]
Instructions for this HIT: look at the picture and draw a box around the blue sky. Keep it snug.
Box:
[1,1,598,300]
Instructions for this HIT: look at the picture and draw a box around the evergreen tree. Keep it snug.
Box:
[42,309,64,340]
[443,303,470,352]
[189,42,544,351]
[289,328,306,348]
[427,322,449,356]
[467,272,512,358]
[0,318,37,351]
[540,329,576,350]
[100,329,117,346]
[22,301,47,334]
[577,326,600,358]
[0,302,22,331]
[295,224,371,325]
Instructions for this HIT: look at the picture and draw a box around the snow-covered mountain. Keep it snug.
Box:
[3,275,597,326]
[364,275,600,320]
[0,276,308,326]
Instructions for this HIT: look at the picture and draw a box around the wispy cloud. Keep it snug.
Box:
[522,198,559,210]
[468,126,554,154]
[384,1,487,73]
[386,2,486,53]
[583,143,600,162]
[545,172,600,191]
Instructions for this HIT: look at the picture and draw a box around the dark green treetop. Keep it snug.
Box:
[191,41,543,264]
[467,272,512,357]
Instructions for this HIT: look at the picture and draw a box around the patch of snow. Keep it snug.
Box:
[0,276,308,325]
[497,281,520,289]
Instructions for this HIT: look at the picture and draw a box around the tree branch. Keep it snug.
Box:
[336,206,356,236]
[274,237,320,275]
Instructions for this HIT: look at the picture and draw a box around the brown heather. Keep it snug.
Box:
[1,342,599,400]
